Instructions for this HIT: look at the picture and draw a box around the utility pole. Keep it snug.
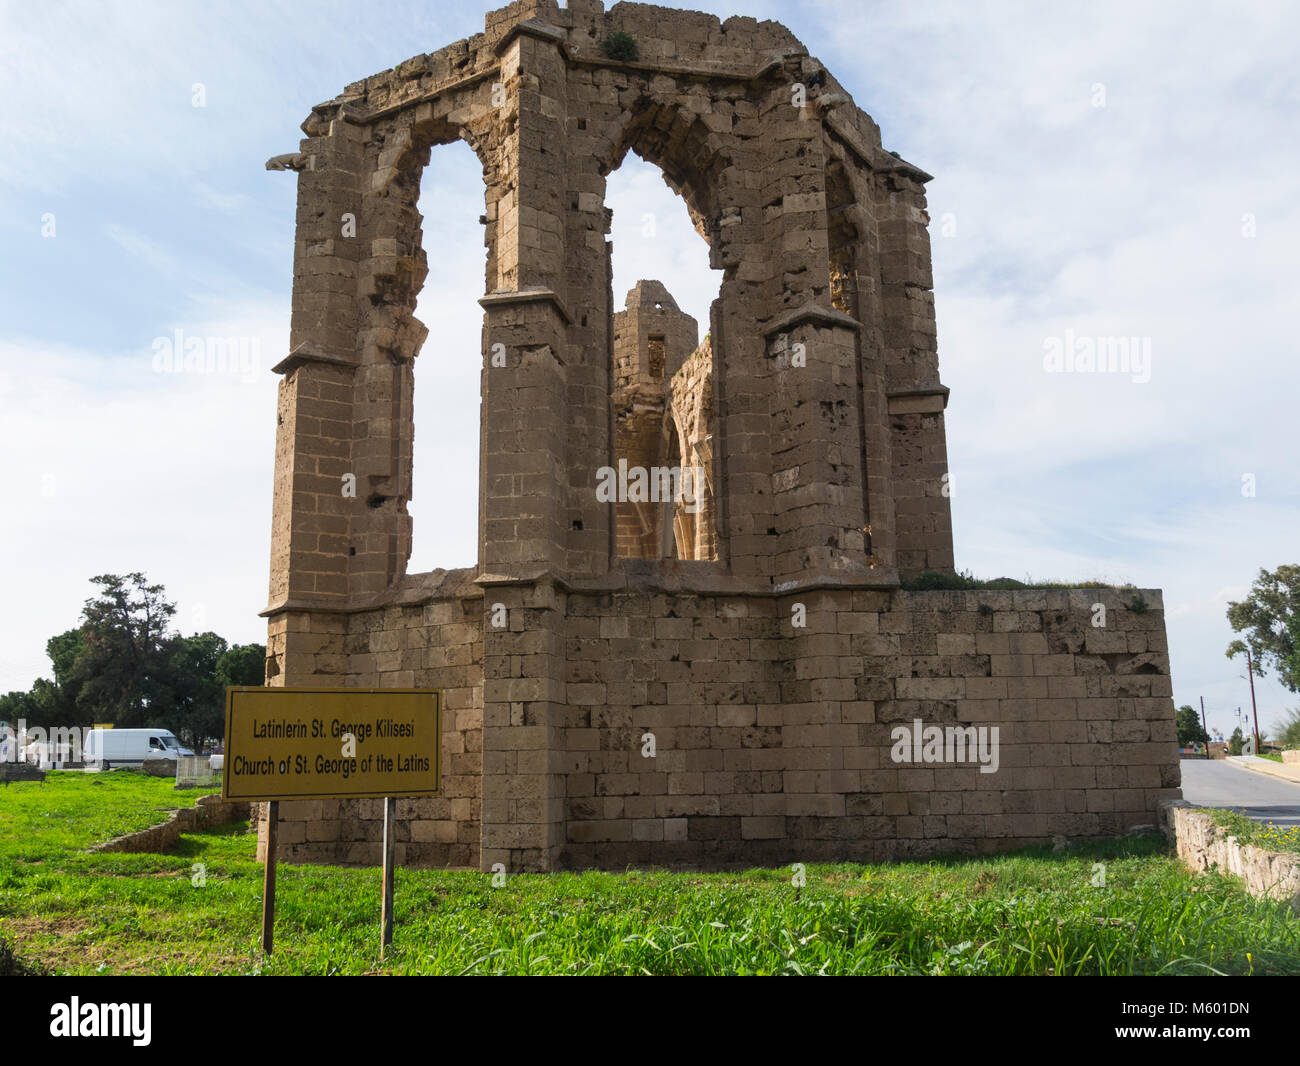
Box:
[1246,647,1261,754]
[1199,696,1209,758]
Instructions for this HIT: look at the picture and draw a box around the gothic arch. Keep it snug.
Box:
[263,0,957,874]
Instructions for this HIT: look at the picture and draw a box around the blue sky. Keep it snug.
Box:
[1,0,1296,741]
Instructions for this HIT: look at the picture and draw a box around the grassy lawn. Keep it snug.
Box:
[2,771,1299,975]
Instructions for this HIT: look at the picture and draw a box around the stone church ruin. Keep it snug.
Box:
[260,0,1181,871]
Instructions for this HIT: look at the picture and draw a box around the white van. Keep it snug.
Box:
[84,728,194,770]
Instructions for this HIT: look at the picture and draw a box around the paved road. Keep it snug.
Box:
[1179,759,1300,827]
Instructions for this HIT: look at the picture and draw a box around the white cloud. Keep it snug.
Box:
[608,158,721,332]
[794,0,1300,723]
[0,307,285,690]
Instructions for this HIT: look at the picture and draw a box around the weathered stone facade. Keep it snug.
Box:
[610,281,707,560]
[260,0,1180,871]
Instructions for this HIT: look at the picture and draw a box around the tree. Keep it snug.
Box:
[41,628,90,727]
[3,678,75,733]
[1175,704,1208,749]
[6,575,265,747]
[216,644,266,689]
[1273,708,1300,750]
[1288,613,1300,688]
[0,690,38,730]
[1228,727,1245,756]
[161,637,265,749]
[46,628,87,688]
[1226,564,1300,692]
[69,573,177,727]
[164,632,228,750]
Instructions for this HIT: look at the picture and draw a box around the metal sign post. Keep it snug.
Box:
[262,800,278,954]
[381,796,396,958]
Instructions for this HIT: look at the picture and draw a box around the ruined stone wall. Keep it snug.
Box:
[611,282,699,558]
[559,586,1179,867]
[266,582,1180,869]
[668,335,717,560]
[265,573,484,867]
[889,406,956,575]
[266,0,957,614]
[612,281,697,394]
[260,0,1180,872]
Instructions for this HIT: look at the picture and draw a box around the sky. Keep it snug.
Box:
[1,0,1296,741]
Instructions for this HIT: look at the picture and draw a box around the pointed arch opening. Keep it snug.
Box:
[405,136,486,575]
[605,144,722,561]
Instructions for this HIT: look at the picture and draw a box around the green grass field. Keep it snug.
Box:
[2,771,1298,975]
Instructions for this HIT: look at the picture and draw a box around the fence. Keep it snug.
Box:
[175,756,220,789]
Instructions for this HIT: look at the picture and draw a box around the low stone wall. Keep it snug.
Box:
[90,795,250,855]
[1282,750,1300,765]
[140,758,177,778]
[0,764,46,784]
[1160,800,1300,909]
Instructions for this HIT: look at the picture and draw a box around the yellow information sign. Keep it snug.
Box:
[222,687,441,802]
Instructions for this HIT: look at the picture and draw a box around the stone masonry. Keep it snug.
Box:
[611,281,703,560]
[259,0,1181,871]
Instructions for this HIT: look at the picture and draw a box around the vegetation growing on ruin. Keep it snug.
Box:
[901,570,1137,592]
[599,31,638,62]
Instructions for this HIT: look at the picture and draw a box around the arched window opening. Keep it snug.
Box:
[826,154,872,557]
[606,151,721,561]
[406,138,483,574]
